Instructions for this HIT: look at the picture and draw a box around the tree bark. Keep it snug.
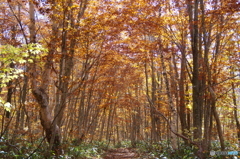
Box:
[29,0,62,155]
[231,72,240,146]
[179,47,188,138]
[160,48,178,150]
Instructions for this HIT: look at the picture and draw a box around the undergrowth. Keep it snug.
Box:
[0,136,239,159]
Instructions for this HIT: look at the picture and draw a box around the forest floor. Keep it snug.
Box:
[102,148,140,159]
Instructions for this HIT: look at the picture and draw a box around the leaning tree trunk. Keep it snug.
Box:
[30,0,88,155]
[29,0,62,155]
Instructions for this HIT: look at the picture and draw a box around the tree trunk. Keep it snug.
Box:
[179,47,188,138]
[213,103,225,151]
[186,0,204,157]
[29,0,62,155]
[231,73,240,146]
[160,48,178,150]
[144,60,157,142]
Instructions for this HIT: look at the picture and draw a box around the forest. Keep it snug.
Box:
[0,0,239,158]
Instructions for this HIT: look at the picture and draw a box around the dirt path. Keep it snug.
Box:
[103,148,139,159]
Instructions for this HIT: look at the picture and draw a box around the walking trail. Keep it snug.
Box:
[103,148,139,159]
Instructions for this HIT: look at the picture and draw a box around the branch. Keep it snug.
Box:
[7,2,28,44]
[146,95,202,156]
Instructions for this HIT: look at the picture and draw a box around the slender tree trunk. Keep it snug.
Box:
[212,103,225,151]
[99,108,106,141]
[186,0,205,157]
[231,72,240,146]
[179,47,188,138]
[53,0,88,147]
[200,0,213,153]
[144,61,156,142]
[5,63,14,118]
[160,48,178,150]
[19,72,29,131]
